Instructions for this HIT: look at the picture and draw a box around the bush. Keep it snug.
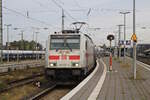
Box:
[0,81,7,90]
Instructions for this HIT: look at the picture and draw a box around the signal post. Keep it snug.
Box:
[107,34,114,71]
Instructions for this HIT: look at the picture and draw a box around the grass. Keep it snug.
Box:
[115,58,122,63]
[129,70,146,80]
[120,63,130,68]
[0,65,44,100]
[0,82,8,90]
[39,77,49,83]
[0,67,44,88]
[113,57,118,61]
[118,60,122,63]
[0,84,39,100]
[113,57,122,63]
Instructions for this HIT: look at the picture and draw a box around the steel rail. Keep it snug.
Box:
[0,73,44,93]
[27,84,57,100]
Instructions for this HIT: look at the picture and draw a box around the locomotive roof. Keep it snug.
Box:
[62,30,79,34]
[51,33,80,36]
[50,32,94,43]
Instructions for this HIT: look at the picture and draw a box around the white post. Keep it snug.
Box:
[0,0,2,63]
[133,0,137,79]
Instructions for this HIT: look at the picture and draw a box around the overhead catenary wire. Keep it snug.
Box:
[31,0,59,13]
[3,6,58,29]
[55,0,64,5]
[72,0,81,8]
[31,0,48,9]
[32,0,76,28]
[50,0,78,22]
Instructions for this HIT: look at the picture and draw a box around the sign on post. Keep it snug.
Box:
[126,40,131,45]
[131,34,137,42]
[119,40,131,45]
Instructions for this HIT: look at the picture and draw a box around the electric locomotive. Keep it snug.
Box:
[45,30,96,81]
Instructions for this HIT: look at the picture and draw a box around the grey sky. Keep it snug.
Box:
[3,0,150,47]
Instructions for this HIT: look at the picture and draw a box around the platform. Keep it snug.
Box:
[98,57,150,100]
[61,59,105,100]
[61,57,150,100]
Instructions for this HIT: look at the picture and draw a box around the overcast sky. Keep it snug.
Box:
[3,0,150,47]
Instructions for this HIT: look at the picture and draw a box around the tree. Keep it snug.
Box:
[8,40,43,50]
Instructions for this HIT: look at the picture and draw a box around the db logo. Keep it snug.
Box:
[60,50,69,60]
[61,55,67,60]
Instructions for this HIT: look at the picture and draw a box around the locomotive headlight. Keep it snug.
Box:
[50,63,54,67]
[72,63,79,67]
[75,63,79,67]
[50,63,56,67]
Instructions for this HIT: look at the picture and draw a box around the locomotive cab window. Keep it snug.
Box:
[50,35,80,50]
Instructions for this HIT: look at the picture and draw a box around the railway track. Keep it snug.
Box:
[137,57,150,65]
[24,83,75,100]
[27,84,57,100]
[0,72,44,93]
[126,55,150,65]
[21,80,78,100]
[0,72,9,76]
[0,66,44,77]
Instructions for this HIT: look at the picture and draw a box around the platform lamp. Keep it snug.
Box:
[119,11,130,60]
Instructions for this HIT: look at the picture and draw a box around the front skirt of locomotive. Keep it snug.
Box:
[45,67,87,82]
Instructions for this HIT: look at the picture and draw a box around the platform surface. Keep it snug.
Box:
[98,57,150,100]
[70,59,104,100]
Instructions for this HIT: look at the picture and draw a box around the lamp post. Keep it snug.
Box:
[14,28,24,50]
[133,0,137,80]
[113,31,118,58]
[5,24,12,62]
[13,28,22,62]
[117,24,124,59]
[0,0,2,63]
[31,27,48,60]
[35,32,39,60]
[120,12,130,60]
[19,30,24,50]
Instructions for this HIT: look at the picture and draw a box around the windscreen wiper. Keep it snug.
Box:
[65,42,72,52]
[56,48,60,52]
